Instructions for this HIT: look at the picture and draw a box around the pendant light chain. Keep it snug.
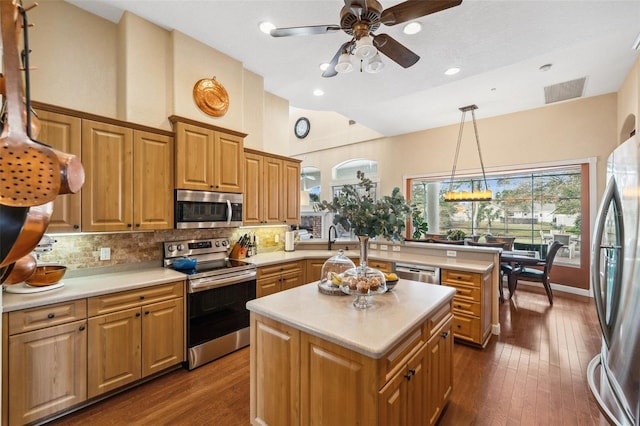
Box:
[470,108,490,193]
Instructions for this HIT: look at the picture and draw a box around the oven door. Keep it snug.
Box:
[187,277,256,367]
[175,189,243,229]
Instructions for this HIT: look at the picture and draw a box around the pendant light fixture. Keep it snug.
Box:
[444,104,493,202]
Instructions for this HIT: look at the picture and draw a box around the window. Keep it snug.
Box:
[409,164,583,266]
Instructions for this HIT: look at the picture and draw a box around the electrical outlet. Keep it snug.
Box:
[370,243,378,249]
[392,246,400,252]
[446,250,457,257]
[274,234,279,243]
[380,244,388,251]
[100,247,111,261]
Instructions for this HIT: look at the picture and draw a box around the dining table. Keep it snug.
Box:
[500,250,543,300]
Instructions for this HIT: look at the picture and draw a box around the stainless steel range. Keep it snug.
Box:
[163,238,256,370]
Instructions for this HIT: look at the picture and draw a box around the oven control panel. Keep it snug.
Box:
[163,238,229,259]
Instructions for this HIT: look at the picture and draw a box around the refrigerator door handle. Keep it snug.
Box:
[590,177,624,348]
[587,355,628,426]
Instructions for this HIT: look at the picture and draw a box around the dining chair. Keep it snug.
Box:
[511,241,563,305]
[485,236,516,251]
[466,240,513,302]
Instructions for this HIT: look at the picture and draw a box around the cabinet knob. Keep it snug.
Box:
[404,369,415,381]
[127,223,133,228]
[139,296,145,300]
[457,324,461,329]
[136,312,141,317]
[135,223,140,228]
[441,331,449,338]
[73,224,79,229]
[145,311,150,316]
[79,325,85,331]
[47,313,55,319]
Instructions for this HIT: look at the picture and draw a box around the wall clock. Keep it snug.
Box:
[294,117,310,139]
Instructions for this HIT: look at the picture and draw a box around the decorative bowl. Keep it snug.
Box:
[25,265,66,287]
[385,280,399,291]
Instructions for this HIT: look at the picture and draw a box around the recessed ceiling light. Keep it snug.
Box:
[539,63,552,72]
[259,21,275,34]
[313,89,324,96]
[403,22,422,35]
[319,63,330,71]
[444,67,460,76]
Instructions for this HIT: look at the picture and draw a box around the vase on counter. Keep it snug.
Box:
[340,235,387,309]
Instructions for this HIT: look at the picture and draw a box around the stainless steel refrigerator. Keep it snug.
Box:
[588,135,639,426]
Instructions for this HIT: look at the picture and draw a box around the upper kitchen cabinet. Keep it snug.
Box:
[170,116,245,193]
[81,120,174,232]
[244,148,300,226]
[34,109,82,233]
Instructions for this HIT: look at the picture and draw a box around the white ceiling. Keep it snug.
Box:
[66,0,640,137]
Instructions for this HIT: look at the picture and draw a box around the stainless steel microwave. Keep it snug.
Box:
[175,189,243,229]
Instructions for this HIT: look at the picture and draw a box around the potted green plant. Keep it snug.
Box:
[447,229,467,241]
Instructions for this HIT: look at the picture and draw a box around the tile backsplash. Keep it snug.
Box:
[37,225,294,271]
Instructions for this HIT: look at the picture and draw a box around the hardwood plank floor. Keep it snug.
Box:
[49,286,606,426]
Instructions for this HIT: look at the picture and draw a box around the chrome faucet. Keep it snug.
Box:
[328,225,338,251]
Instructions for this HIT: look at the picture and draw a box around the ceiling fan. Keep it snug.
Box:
[270,0,463,77]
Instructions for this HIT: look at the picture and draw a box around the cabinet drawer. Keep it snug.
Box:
[443,282,480,302]
[9,299,87,335]
[379,325,425,387]
[441,269,481,287]
[88,281,184,316]
[452,298,481,317]
[257,261,303,279]
[452,314,481,343]
[367,260,393,273]
[427,301,453,338]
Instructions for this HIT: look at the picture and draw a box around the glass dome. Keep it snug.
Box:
[320,249,356,285]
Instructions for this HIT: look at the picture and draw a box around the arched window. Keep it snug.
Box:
[333,158,378,181]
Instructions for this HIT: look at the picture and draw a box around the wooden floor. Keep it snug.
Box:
[49,286,606,426]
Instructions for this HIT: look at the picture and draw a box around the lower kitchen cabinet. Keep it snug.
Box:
[250,300,453,425]
[441,268,492,347]
[87,283,184,398]
[5,301,88,426]
[256,261,305,297]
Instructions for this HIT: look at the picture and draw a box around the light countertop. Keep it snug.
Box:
[2,267,186,312]
[245,249,494,274]
[247,279,456,359]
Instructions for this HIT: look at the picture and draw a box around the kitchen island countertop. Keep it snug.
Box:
[246,279,456,358]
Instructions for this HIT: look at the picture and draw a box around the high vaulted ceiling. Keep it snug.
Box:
[66,0,640,137]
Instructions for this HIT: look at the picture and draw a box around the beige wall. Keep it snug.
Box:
[617,57,639,144]
[294,94,618,205]
[29,1,287,149]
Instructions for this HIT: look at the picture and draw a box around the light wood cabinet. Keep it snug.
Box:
[87,282,184,398]
[250,300,454,426]
[35,109,82,233]
[81,120,173,232]
[244,148,301,226]
[441,268,492,347]
[256,261,305,297]
[172,118,244,193]
[6,301,88,426]
[305,258,325,283]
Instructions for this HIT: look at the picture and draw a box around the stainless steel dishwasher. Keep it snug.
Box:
[395,263,440,284]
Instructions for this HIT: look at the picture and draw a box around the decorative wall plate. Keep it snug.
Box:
[193,76,229,117]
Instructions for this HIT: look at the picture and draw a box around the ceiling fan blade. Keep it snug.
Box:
[373,34,419,68]
[270,24,342,37]
[322,41,352,78]
[381,0,462,26]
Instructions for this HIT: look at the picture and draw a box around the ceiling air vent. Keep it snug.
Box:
[544,77,586,104]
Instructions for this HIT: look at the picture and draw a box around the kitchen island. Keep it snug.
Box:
[247,279,456,425]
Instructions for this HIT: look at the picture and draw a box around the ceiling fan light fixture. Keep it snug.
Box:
[403,22,422,35]
[354,35,377,59]
[335,53,353,73]
[365,54,384,73]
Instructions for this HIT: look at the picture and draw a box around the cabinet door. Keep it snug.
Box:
[243,152,263,225]
[263,156,283,223]
[427,317,453,426]
[133,130,174,230]
[214,131,244,193]
[282,159,300,225]
[82,120,133,232]
[306,259,325,283]
[406,343,427,426]
[36,109,82,233]
[88,308,141,398]
[281,270,304,291]
[379,365,408,426]
[141,299,184,377]
[174,122,214,190]
[256,276,281,298]
[8,320,87,426]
